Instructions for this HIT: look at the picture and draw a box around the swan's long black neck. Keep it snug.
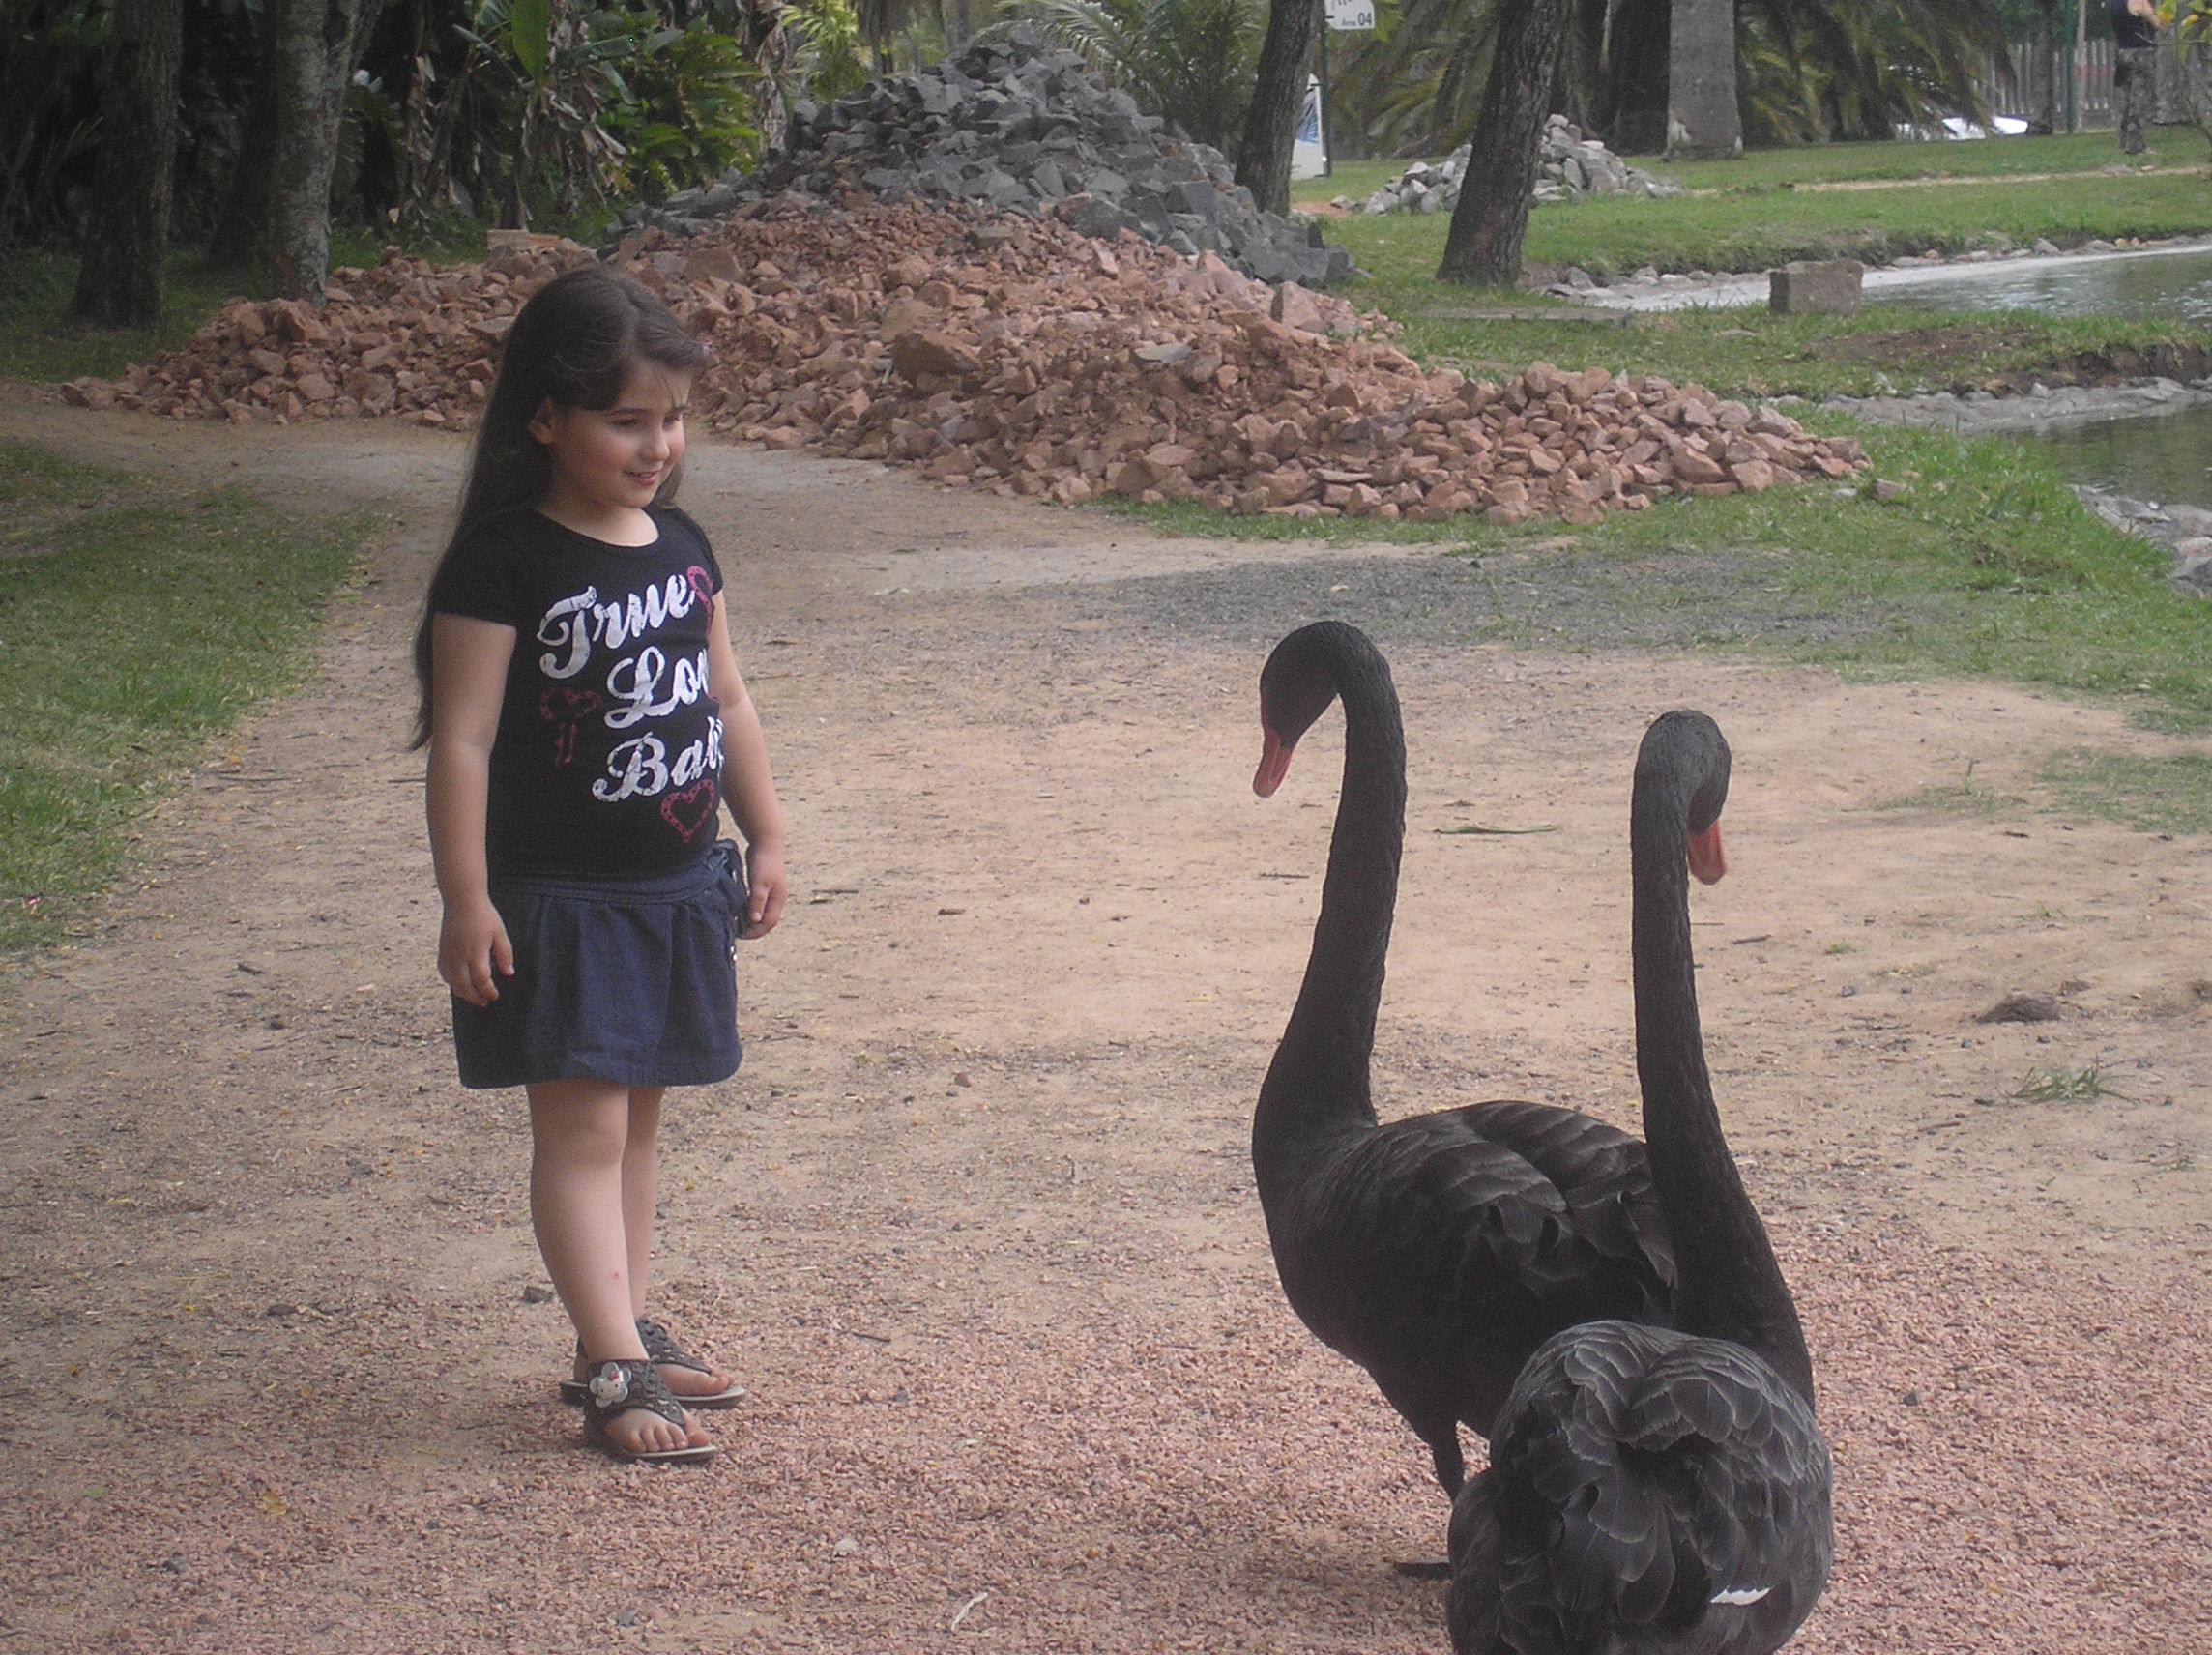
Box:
[1633,730,1817,1407]
[1253,636,1405,1200]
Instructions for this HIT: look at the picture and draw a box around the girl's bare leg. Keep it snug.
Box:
[528,1078,706,1453]
[620,1086,665,1321]
[620,1085,740,1402]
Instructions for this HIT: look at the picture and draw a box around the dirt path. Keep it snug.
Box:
[2,392,2207,1653]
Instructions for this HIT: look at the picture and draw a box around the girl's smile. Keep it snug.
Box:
[529,366,693,541]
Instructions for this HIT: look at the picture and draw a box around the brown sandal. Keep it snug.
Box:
[578,1359,717,1466]
[559,1319,747,1409]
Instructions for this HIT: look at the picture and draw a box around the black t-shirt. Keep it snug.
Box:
[2111,0,2157,50]
[429,506,727,879]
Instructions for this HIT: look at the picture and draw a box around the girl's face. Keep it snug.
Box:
[528,364,692,530]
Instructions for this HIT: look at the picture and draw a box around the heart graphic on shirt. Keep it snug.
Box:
[658,779,719,842]
[685,566,716,614]
[538,686,604,724]
[538,687,604,769]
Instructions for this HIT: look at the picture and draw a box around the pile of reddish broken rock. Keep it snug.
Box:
[63,199,1864,524]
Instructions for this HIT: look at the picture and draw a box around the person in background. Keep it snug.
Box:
[2113,0,2161,156]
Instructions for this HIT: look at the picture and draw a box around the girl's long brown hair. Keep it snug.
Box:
[409,265,710,749]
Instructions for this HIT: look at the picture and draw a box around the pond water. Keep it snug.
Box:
[1601,242,2212,504]
[1608,241,2212,320]
[1870,245,2212,324]
[2024,402,2212,509]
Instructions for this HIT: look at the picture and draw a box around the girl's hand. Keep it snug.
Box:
[439,895,514,1005]
[740,842,787,940]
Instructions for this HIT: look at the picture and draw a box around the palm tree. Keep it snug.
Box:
[991,0,1265,152]
[1328,0,2002,160]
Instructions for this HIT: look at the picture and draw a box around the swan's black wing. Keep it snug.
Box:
[1445,1320,1833,1655]
[1269,1103,1676,1487]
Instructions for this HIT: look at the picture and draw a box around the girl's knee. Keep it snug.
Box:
[529,1080,634,1157]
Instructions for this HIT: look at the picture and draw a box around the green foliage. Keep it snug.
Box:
[1327,0,1496,159]
[988,0,1264,153]
[0,0,106,248]
[787,0,872,102]
[599,14,764,201]
[511,0,553,80]
[1325,0,2004,159]
[0,442,371,955]
[388,2,766,228]
[1736,0,2002,146]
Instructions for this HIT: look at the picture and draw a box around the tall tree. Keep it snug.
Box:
[1234,0,1320,218]
[69,0,184,326]
[2027,0,2060,135]
[267,0,379,301]
[1435,0,1568,287]
[1666,0,1740,158]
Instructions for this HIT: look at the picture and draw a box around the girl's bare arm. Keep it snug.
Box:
[706,594,787,938]
[425,614,518,1004]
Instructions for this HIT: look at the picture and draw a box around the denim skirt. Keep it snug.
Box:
[451,840,747,1089]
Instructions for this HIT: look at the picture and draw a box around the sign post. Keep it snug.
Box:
[1315,0,1376,181]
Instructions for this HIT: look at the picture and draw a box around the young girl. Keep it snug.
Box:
[413,266,786,1465]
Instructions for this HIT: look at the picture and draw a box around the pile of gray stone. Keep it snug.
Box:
[1344,115,1685,216]
[617,29,1356,287]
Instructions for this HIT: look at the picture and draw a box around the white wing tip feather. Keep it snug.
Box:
[1709,1586,1772,1607]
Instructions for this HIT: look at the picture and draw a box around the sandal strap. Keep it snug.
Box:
[581,1358,687,1430]
[571,1320,715,1376]
[634,1317,715,1377]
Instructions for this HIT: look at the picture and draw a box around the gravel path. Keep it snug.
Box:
[2,406,2207,1652]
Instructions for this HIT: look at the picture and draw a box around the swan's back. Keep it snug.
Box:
[1445,1320,1833,1655]
[1267,1099,1676,1473]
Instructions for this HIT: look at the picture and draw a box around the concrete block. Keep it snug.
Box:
[1769,259,1863,316]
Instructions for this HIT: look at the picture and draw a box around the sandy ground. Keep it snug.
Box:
[1,392,2208,1653]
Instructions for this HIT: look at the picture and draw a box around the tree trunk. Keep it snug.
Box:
[267,0,370,301]
[1235,0,1320,218]
[69,0,183,326]
[1436,0,1570,287]
[2026,0,2059,135]
[1664,0,1740,160]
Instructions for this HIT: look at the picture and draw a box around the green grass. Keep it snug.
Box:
[1390,295,2209,404]
[1520,172,2212,279]
[0,251,241,385]
[1300,132,2209,208]
[1653,130,2204,189]
[1330,198,2212,401]
[1574,424,2212,721]
[1319,134,2212,282]
[1877,759,2024,816]
[0,442,376,954]
[2041,748,2212,833]
[1112,418,2212,733]
[2010,1060,2136,1103]
[0,205,618,386]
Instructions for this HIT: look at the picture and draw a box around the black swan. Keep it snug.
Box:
[1251,621,1676,1499]
[1444,710,1832,1655]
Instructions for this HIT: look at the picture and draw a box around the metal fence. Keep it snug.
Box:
[1986,33,2209,131]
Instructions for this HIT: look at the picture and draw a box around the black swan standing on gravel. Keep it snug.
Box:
[1444,710,1832,1655]
[1250,621,1676,1501]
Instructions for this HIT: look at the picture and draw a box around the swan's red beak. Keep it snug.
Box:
[1254,728,1294,798]
[1686,823,1727,885]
